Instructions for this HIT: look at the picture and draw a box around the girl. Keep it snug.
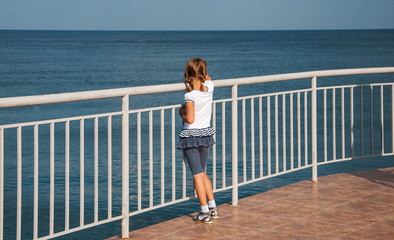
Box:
[178,58,219,224]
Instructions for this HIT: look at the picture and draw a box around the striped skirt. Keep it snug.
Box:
[177,127,215,149]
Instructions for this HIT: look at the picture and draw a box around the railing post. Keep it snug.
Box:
[231,85,238,206]
[121,95,130,239]
[311,77,318,182]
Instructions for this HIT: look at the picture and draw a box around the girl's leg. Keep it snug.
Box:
[199,147,218,218]
[192,172,213,223]
[184,147,218,222]
[199,147,215,201]
[203,173,214,201]
[193,173,208,206]
[184,148,208,207]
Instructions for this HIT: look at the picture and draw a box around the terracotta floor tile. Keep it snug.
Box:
[311,206,384,226]
[316,173,365,185]
[340,199,392,216]
[274,192,348,213]
[265,181,313,195]
[268,220,351,239]
[245,205,317,221]
[338,218,394,240]
[242,188,298,203]
[217,212,286,232]
[128,219,195,240]
[163,221,260,240]
[245,231,321,240]
[333,180,394,196]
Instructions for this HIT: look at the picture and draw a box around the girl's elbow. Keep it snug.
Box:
[185,117,194,124]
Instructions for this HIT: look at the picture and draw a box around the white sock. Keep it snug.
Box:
[201,204,209,213]
[208,200,216,208]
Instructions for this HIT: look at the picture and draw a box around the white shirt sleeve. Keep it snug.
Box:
[204,80,214,93]
[184,92,194,103]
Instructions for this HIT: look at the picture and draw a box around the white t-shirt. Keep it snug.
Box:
[182,80,214,130]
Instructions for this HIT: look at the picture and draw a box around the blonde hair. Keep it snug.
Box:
[184,58,208,92]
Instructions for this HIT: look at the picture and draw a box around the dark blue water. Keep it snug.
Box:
[1,30,394,239]
[1,30,394,124]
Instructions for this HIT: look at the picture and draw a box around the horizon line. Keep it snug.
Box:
[1,28,394,32]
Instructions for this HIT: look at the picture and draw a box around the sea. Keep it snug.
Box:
[0,30,394,239]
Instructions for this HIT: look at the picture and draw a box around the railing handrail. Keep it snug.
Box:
[1,67,393,108]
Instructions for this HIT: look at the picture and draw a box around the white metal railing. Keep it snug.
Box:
[0,67,394,239]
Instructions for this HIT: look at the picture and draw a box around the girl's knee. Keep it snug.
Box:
[193,171,205,179]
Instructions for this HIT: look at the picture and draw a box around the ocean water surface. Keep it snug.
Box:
[0,30,394,239]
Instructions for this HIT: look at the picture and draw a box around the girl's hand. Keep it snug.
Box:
[179,104,187,117]
[206,75,212,80]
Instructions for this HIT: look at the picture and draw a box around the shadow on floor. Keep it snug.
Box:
[348,168,394,188]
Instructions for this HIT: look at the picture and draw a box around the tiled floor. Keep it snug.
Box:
[108,167,394,240]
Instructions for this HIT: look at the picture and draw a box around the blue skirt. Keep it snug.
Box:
[177,135,215,149]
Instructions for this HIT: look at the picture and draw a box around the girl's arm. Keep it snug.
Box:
[179,102,195,124]
[203,75,213,92]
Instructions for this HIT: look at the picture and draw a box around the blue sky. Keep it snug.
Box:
[1,0,393,31]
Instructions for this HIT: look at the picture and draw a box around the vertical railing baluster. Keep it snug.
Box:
[275,95,279,173]
[297,92,301,168]
[212,103,217,190]
[94,117,99,222]
[222,102,226,188]
[304,91,308,165]
[332,88,336,160]
[231,85,238,206]
[80,119,85,226]
[360,87,364,155]
[172,108,176,201]
[341,88,345,159]
[149,111,153,207]
[311,77,317,181]
[324,89,327,162]
[392,84,394,154]
[161,109,165,204]
[33,125,38,239]
[350,87,354,157]
[282,94,286,172]
[121,95,130,239]
[370,86,374,154]
[251,98,255,179]
[381,85,384,154]
[259,97,263,177]
[17,127,22,240]
[267,96,271,175]
[108,116,112,218]
[65,121,70,230]
[242,99,246,182]
[50,123,54,235]
[137,112,142,211]
[290,93,294,169]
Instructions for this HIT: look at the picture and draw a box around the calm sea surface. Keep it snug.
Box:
[1,30,394,123]
[0,30,394,239]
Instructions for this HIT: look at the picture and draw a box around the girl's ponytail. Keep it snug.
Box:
[184,78,194,92]
[184,58,208,92]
